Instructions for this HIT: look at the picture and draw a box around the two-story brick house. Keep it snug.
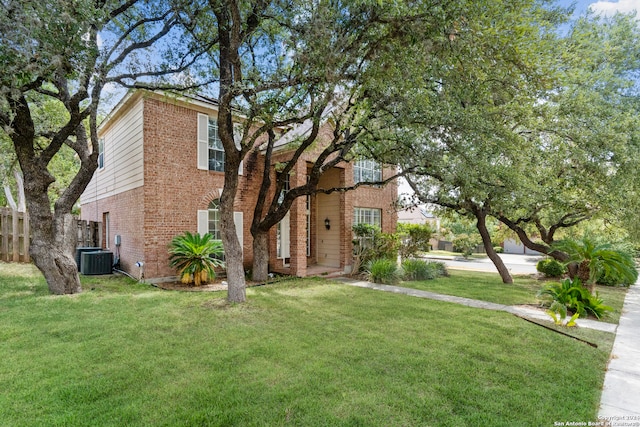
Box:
[80,90,397,282]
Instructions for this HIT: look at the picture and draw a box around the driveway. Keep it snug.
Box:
[424,253,542,275]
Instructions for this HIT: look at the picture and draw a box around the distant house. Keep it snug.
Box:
[503,238,541,255]
[80,90,397,281]
[397,206,439,229]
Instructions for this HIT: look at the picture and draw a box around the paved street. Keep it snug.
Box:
[424,253,542,275]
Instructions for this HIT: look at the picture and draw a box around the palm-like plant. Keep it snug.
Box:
[553,238,637,294]
[168,232,225,286]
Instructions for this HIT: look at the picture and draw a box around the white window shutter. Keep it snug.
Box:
[234,124,243,175]
[197,113,209,170]
[234,211,244,255]
[197,210,208,236]
[279,212,290,259]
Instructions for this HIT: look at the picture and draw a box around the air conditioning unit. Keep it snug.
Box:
[80,251,113,275]
[75,247,102,271]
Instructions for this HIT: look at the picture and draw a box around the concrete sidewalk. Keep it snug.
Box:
[598,283,640,420]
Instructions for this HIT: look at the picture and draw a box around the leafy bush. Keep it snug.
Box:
[597,270,636,287]
[553,238,638,293]
[402,259,449,281]
[537,278,612,320]
[536,258,566,277]
[493,246,504,254]
[168,232,225,286]
[397,223,432,259]
[427,260,449,278]
[452,233,481,258]
[366,259,403,285]
[352,224,399,273]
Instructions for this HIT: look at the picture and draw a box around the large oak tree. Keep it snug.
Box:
[0,0,206,294]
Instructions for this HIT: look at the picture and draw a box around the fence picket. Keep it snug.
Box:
[0,207,101,263]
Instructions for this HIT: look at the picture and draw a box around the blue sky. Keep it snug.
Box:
[563,0,639,16]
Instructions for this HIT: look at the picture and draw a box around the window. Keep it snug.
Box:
[208,119,225,172]
[98,138,105,169]
[208,199,222,240]
[208,199,223,260]
[197,203,243,258]
[353,159,381,184]
[354,207,381,227]
[197,113,243,174]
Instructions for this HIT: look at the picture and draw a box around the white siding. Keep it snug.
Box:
[80,97,144,204]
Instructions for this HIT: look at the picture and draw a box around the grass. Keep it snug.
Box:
[0,262,617,426]
[399,269,627,323]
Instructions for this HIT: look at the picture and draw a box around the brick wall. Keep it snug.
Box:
[83,92,398,280]
[80,186,145,276]
[140,98,262,278]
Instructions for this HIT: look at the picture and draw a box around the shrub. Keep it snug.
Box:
[366,259,403,285]
[402,259,435,281]
[537,278,612,320]
[493,246,504,254]
[397,223,433,259]
[168,232,225,286]
[536,258,566,277]
[401,259,449,281]
[597,270,635,287]
[452,233,481,258]
[352,224,399,273]
[426,260,449,278]
[553,238,638,293]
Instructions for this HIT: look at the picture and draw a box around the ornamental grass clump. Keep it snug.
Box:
[366,258,403,285]
[168,232,225,286]
[401,259,449,281]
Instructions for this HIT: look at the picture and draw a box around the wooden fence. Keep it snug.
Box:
[0,208,102,263]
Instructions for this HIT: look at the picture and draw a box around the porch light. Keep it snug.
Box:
[324,218,331,230]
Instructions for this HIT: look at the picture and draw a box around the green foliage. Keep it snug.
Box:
[397,223,433,259]
[452,233,481,258]
[493,246,504,253]
[168,232,225,286]
[366,258,403,285]
[546,301,579,327]
[401,259,449,281]
[352,224,399,273]
[553,238,638,287]
[597,270,635,287]
[536,258,566,278]
[538,278,612,320]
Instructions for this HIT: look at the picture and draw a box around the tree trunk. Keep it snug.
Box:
[30,212,82,295]
[577,260,595,294]
[474,207,513,284]
[252,230,269,282]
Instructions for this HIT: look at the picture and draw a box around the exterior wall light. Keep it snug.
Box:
[324,218,331,230]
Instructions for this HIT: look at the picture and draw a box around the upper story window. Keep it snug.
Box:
[98,138,105,169]
[353,159,381,184]
[197,113,243,174]
[208,119,225,172]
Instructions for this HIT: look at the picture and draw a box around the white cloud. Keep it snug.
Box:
[589,0,640,16]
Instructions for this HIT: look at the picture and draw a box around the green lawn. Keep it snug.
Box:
[399,269,627,323]
[0,262,615,426]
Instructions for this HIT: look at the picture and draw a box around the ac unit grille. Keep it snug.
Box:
[76,247,102,272]
[80,251,113,275]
